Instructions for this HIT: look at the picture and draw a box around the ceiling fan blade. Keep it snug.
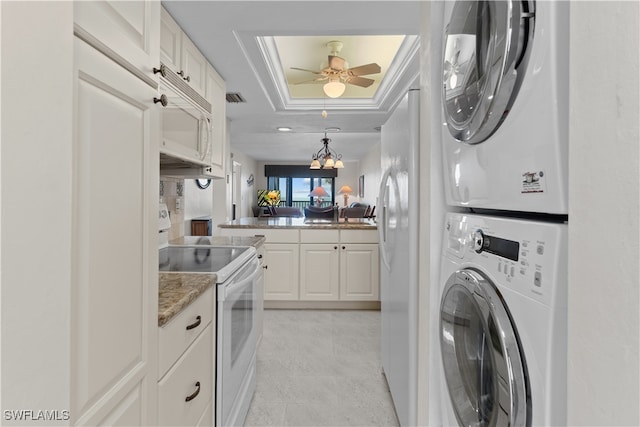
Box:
[346,63,381,76]
[328,55,345,71]
[292,77,328,85]
[345,76,375,88]
[290,67,322,74]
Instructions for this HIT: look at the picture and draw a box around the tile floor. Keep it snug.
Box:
[245,309,400,427]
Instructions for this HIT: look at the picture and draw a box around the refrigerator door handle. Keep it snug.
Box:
[378,167,394,271]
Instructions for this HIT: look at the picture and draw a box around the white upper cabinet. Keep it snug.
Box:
[206,63,226,177]
[74,1,160,82]
[160,7,207,98]
[181,36,208,96]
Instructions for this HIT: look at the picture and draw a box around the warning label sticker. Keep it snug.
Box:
[521,171,545,194]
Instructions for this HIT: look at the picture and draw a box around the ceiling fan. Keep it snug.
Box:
[291,41,381,98]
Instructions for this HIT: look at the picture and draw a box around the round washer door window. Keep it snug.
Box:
[440,269,530,426]
[442,0,535,144]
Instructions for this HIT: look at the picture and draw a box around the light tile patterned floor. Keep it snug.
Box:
[245,310,400,427]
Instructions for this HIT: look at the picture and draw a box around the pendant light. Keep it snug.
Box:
[310,132,344,169]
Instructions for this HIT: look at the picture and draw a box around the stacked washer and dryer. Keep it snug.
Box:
[437,1,569,426]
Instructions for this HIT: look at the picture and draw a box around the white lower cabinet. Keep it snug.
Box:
[300,244,340,300]
[264,243,300,300]
[158,324,213,426]
[340,244,380,301]
[158,287,215,427]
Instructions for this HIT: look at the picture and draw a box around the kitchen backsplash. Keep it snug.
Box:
[160,177,185,240]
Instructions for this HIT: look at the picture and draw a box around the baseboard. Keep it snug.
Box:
[264,300,381,310]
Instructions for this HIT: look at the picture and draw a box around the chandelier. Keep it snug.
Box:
[310,132,344,169]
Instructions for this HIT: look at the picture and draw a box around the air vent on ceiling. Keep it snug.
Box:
[226,92,246,103]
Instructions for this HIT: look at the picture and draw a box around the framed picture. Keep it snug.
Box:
[358,175,365,198]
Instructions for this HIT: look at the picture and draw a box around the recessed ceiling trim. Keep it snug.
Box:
[259,35,420,112]
[234,29,419,113]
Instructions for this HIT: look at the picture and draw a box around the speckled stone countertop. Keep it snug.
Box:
[218,217,377,230]
[169,235,266,247]
[158,273,216,327]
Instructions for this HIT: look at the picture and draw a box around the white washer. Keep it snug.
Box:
[441,1,569,214]
[438,212,567,426]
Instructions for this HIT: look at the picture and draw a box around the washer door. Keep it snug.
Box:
[443,0,535,144]
[440,269,530,426]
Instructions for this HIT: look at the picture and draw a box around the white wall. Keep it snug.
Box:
[1,1,73,418]
[230,149,258,219]
[357,143,381,207]
[568,2,640,425]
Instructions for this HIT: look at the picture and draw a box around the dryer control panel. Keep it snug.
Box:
[444,213,568,307]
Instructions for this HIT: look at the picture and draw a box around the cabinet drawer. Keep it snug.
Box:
[159,286,214,378]
[340,229,379,243]
[250,229,299,243]
[300,229,339,243]
[158,324,213,426]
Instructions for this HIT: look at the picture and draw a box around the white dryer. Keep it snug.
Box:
[441,1,569,214]
[438,212,567,426]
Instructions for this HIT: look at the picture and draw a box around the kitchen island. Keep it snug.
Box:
[218,217,379,309]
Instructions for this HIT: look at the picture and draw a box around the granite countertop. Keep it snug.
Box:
[218,217,377,230]
[169,235,266,248]
[158,273,216,327]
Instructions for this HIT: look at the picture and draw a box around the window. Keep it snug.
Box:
[265,164,338,208]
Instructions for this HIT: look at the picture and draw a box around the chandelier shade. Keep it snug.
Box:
[310,132,344,170]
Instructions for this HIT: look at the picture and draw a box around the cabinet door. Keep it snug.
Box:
[72,38,159,425]
[74,0,160,77]
[340,244,380,301]
[160,6,181,71]
[300,244,340,300]
[206,64,226,177]
[181,35,208,97]
[263,243,299,300]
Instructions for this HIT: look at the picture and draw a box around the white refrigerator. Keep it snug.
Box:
[379,89,420,427]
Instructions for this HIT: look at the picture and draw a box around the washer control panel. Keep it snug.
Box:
[444,213,567,307]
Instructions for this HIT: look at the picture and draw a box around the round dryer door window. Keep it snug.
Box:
[439,269,530,426]
[442,0,535,144]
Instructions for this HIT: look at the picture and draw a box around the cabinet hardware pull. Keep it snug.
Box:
[257,254,263,259]
[263,265,268,270]
[153,94,168,107]
[334,246,338,250]
[177,70,191,82]
[185,315,202,331]
[152,64,167,77]
[342,246,346,250]
[185,382,201,402]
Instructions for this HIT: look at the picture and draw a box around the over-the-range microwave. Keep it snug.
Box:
[157,65,215,177]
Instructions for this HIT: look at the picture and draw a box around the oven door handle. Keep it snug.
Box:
[220,259,260,300]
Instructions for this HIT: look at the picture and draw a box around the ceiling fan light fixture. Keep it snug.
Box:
[323,81,346,98]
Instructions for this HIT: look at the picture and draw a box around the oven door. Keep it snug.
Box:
[216,256,260,426]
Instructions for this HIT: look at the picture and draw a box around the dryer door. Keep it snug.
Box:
[439,269,530,427]
[443,0,535,144]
